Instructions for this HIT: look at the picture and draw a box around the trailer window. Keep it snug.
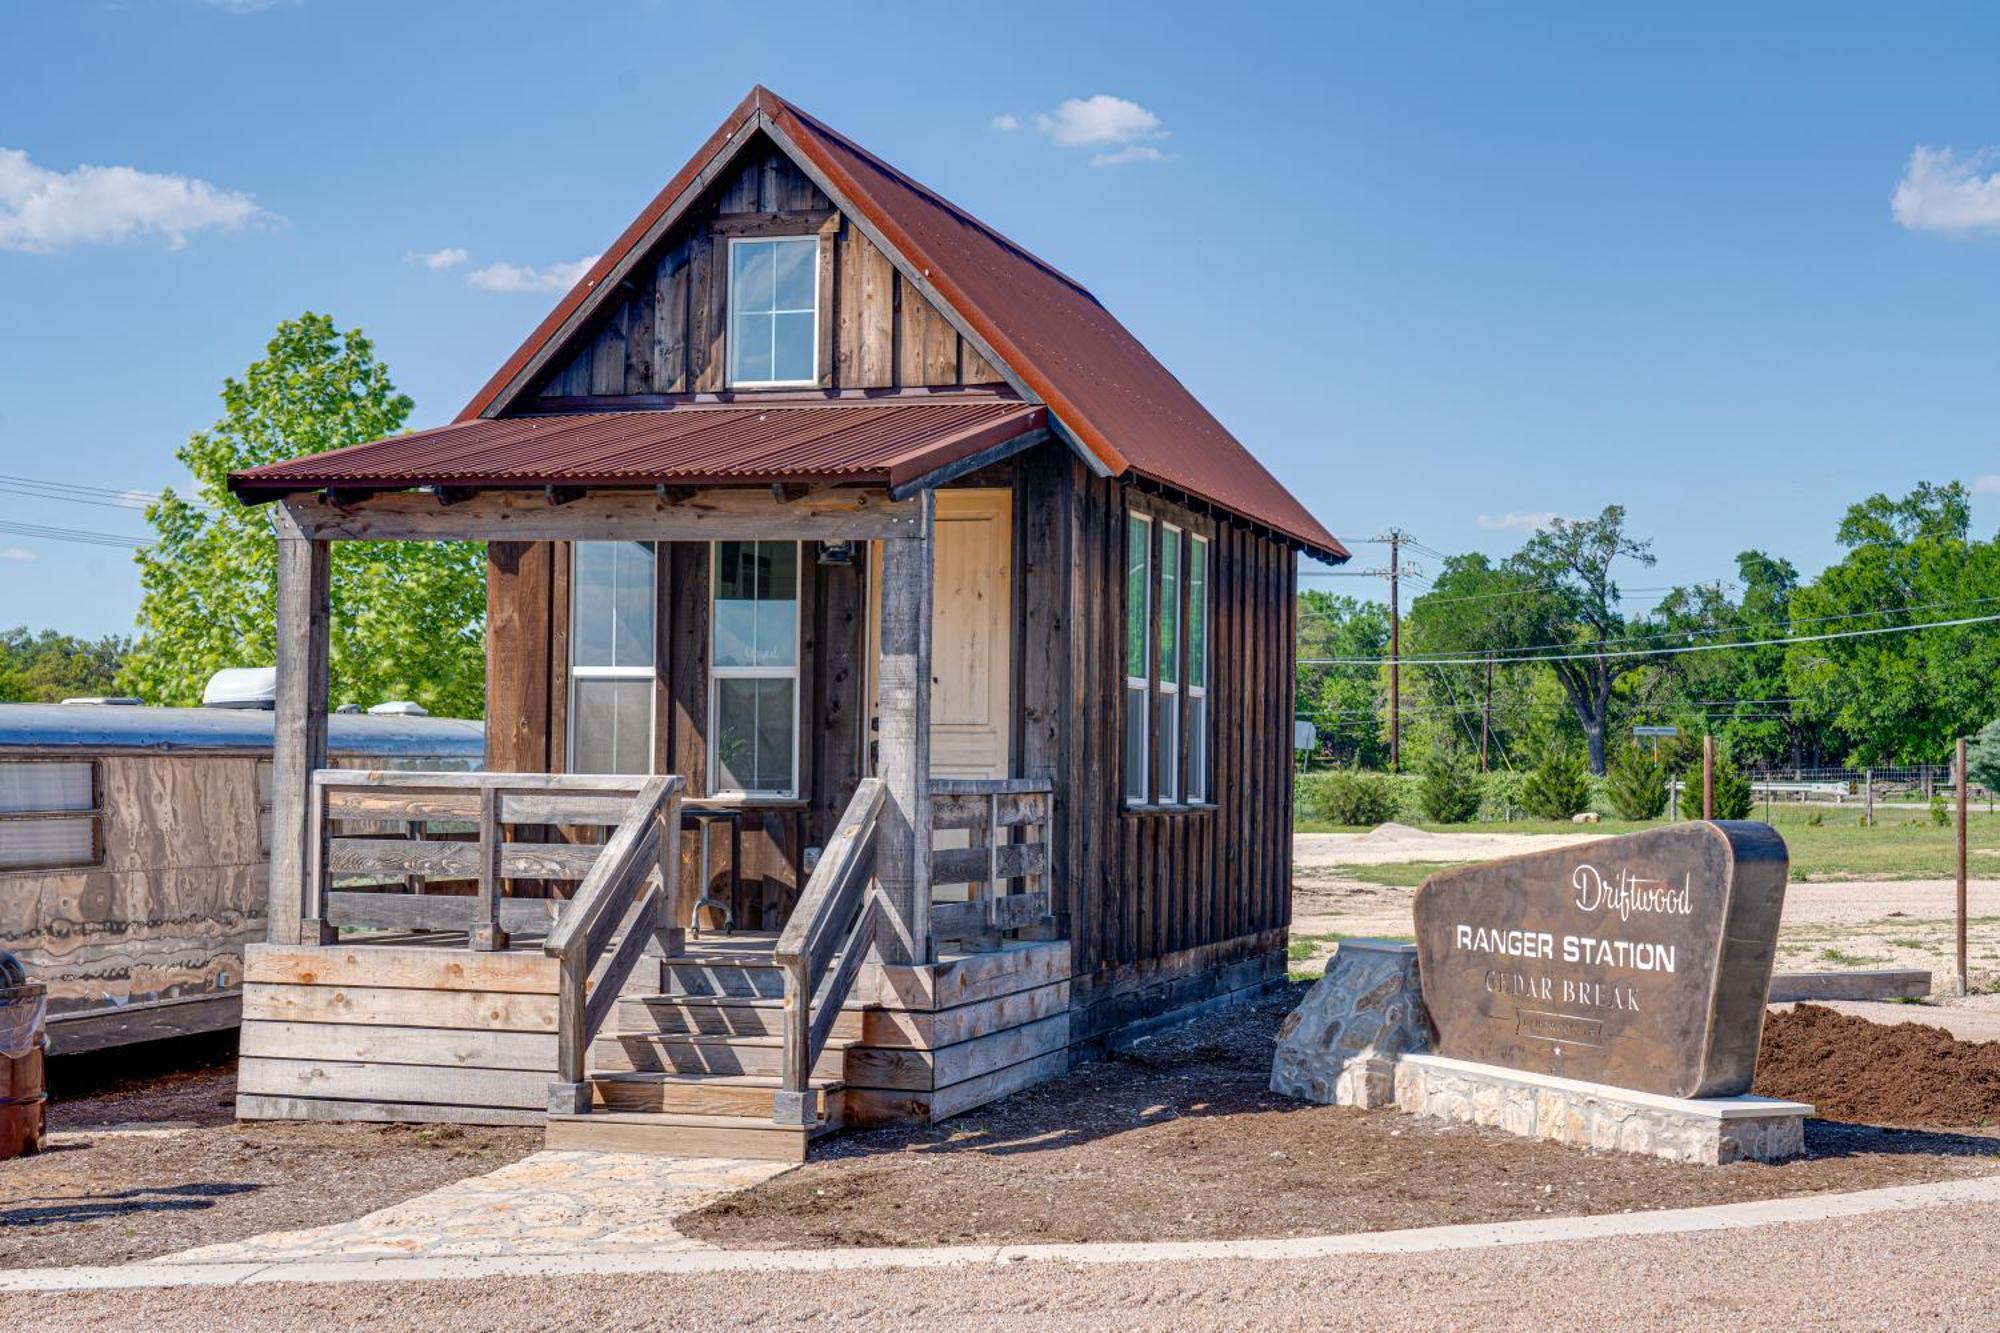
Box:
[0,760,101,871]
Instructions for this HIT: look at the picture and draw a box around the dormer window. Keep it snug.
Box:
[727,236,819,387]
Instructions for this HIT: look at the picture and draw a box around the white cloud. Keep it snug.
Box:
[1972,475,2000,494]
[0,547,34,562]
[1892,146,2000,235]
[409,246,468,270]
[1476,511,1564,533]
[989,114,1020,132]
[1029,95,1173,167]
[466,254,600,294]
[0,147,265,253]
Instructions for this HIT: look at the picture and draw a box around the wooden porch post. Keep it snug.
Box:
[875,491,935,964]
[271,510,332,946]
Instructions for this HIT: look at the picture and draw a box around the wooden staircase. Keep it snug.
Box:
[545,933,858,1161]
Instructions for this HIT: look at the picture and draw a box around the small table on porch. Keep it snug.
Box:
[679,802,742,937]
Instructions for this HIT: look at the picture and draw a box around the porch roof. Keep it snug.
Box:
[228,397,1046,499]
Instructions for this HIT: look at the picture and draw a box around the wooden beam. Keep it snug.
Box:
[275,487,920,543]
[874,491,934,964]
[271,520,330,946]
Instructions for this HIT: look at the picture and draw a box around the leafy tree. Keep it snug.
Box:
[0,627,131,702]
[1296,590,1391,768]
[1782,482,2000,764]
[1404,554,1547,772]
[1604,744,1667,820]
[1521,742,1592,820]
[1970,718,2000,793]
[1417,743,1482,823]
[120,314,485,716]
[1676,754,1752,820]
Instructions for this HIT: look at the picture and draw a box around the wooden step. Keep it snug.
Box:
[592,1030,852,1079]
[661,956,787,999]
[545,1110,824,1162]
[614,994,866,1040]
[589,1070,841,1118]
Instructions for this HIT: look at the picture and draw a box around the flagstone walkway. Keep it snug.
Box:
[157,1151,792,1265]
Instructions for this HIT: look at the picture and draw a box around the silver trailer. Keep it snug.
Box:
[0,703,482,1053]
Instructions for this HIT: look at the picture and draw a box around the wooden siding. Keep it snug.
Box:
[533,143,1008,402]
[1013,442,1294,1046]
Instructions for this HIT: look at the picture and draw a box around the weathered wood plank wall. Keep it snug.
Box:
[532,144,1007,403]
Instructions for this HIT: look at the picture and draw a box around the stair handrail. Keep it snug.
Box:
[772,777,886,1126]
[543,773,682,1114]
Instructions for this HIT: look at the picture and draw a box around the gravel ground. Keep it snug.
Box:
[5,1199,1997,1330]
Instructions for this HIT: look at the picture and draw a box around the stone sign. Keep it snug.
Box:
[1411,821,1787,1098]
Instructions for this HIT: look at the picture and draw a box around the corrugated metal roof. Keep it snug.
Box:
[230,399,1046,494]
[0,703,484,756]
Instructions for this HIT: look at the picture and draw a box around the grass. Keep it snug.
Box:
[1297,804,2000,882]
[1323,861,1463,889]
[1816,947,1889,967]
[1285,930,1412,982]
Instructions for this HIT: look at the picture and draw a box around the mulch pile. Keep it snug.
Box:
[1755,1003,2000,1128]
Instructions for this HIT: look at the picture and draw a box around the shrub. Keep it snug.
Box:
[1300,769,1401,827]
[1478,770,1526,822]
[1521,744,1592,821]
[1969,717,2000,794]
[1418,747,1482,824]
[1931,794,1952,827]
[1604,746,1668,820]
[1676,754,1752,820]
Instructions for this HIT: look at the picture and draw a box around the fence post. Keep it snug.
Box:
[1865,768,1874,827]
[1957,738,1970,998]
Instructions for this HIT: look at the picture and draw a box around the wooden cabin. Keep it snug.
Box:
[224,87,1348,1160]
[0,702,480,1053]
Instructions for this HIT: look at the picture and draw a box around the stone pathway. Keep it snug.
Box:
[158,1150,792,1264]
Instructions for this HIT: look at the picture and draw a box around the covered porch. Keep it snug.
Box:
[229,404,1068,1157]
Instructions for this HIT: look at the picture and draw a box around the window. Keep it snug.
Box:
[710,541,800,797]
[727,236,819,387]
[1122,512,1212,807]
[570,541,656,775]
[1187,535,1210,802]
[1123,514,1151,804]
[1158,524,1182,803]
[0,760,101,871]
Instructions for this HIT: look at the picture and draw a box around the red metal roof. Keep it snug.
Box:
[453,88,1347,563]
[229,399,1046,494]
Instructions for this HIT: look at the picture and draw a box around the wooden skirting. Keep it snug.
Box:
[235,942,561,1126]
[1067,927,1290,1056]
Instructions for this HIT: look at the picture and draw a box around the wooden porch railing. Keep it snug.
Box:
[771,777,887,1127]
[928,777,1054,951]
[542,774,684,1114]
[306,770,661,949]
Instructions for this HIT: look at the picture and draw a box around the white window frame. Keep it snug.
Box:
[725,235,821,389]
[1187,534,1210,804]
[567,541,658,776]
[1157,522,1183,805]
[1124,513,1152,806]
[706,540,803,799]
[0,758,103,873]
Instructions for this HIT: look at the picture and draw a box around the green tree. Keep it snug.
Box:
[1404,554,1547,772]
[1968,717,2000,793]
[1782,482,2000,764]
[0,628,131,702]
[1296,590,1391,768]
[1418,743,1482,823]
[1675,754,1752,820]
[120,314,485,716]
[1604,744,1667,820]
[1521,742,1592,820]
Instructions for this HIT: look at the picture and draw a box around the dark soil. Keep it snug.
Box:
[1755,1003,2000,1128]
[2,1053,540,1269]
[680,986,2000,1250]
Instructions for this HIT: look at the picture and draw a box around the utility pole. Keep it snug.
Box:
[1702,733,1715,820]
[1389,529,1401,772]
[1480,658,1493,772]
[1957,737,1970,998]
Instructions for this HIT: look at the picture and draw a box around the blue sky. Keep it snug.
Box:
[4,0,2000,639]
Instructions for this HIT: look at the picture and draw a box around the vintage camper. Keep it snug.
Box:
[222,87,1347,1159]
[0,700,481,1053]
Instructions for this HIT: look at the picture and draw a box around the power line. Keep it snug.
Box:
[0,519,154,550]
[1302,612,2000,667]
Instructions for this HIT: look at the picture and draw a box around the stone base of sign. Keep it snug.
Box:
[1271,940,1432,1110]
[1394,1054,1811,1165]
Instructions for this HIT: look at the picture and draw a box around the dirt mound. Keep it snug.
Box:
[1359,821,1433,842]
[1755,1003,2000,1128]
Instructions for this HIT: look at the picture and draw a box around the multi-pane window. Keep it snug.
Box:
[1122,511,1212,806]
[1157,524,1182,804]
[0,760,101,871]
[727,236,819,387]
[570,541,656,775]
[710,541,800,797]
[1123,514,1151,804]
